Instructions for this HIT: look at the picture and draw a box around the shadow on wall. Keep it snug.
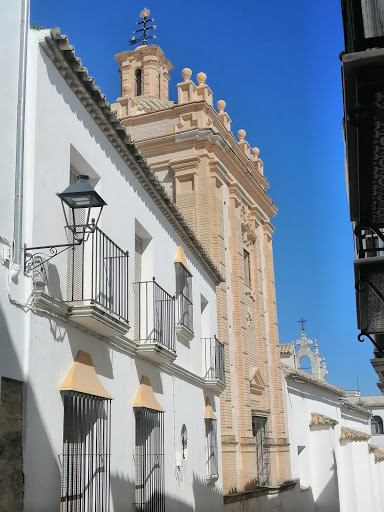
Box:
[110,472,224,512]
[0,300,60,511]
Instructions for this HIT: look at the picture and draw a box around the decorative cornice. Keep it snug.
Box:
[369,444,384,463]
[310,412,338,428]
[40,29,223,285]
[340,426,371,442]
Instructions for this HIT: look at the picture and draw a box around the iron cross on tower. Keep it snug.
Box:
[298,317,307,333]
[129,8,157,47]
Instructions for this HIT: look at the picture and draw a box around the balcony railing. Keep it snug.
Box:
[355,225,384,259]
[66,227,129,323]
[203,337,225,385]
[134,279,175,352]
[176,292,193,334]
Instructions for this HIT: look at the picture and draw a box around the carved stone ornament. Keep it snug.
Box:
[249,367,265,395]
[240,205,256,247]
[245,306,254,329]
[245,289,256,303]
[310,412,338,428]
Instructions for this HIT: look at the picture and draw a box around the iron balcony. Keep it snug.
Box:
[133,279,177,364]
[202,336,225,391]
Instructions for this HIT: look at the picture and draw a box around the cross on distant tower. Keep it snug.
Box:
[298,317,307,333]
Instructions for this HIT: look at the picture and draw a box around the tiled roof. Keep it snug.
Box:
[279,343,295,355]
[369,444,384,463]
[280,363,345,395]
[136,97,175,112]
[310,412,338,428]
[340,426,370,442]
[347,395,384,408]
[40,28,224,286]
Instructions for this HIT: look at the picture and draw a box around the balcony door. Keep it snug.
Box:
[135,236,143,340]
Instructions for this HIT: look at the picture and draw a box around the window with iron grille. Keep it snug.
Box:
[252,415,270,487]
[60,392,111,512]
[205,419,218,479]
[134,408,165,511]
[175,262,193,334]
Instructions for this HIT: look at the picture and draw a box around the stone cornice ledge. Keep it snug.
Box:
[340,426,371,442]
[40,29,223,286]
[310,412,338,428]
[224,482,296,504]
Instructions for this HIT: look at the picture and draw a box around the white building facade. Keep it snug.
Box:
[280,332,384,512]
[0,3,226,511]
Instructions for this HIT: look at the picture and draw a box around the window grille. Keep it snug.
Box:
[205,419,218,478]
[60,392,111,512]
[134,408,165,511]
[252,416,270,487]
[175,262,193,333]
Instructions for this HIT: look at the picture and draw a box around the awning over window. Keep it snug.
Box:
[133,376,164,412]
[60,350,112,399]
[174,246,192,275]
[204,396,216,420]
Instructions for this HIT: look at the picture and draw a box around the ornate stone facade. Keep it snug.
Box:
[113,45,291,495]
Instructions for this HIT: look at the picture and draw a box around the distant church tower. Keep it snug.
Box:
[295,324,328,381]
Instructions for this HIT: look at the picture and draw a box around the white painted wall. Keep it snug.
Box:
[0,17,224,511]
[282,373,384,512]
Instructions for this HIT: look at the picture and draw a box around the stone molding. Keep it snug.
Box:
[340,426,371,442]
[310,412,338,428]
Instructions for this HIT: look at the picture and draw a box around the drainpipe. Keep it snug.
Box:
[10,0,29,279]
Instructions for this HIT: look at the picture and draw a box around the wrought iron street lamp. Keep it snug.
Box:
[24,175,106,272]
[58,174,106,242]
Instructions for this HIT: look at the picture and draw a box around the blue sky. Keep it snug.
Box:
[31,0,379,394]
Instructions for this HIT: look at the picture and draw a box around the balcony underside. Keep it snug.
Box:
[203,378,226,392]
[136,341,177,364]
[342,49,384,225]
[176,324,194,343]
[68,301,130,338]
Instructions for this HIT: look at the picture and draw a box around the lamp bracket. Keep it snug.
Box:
[357,332,384,358]
[24,240,82,274]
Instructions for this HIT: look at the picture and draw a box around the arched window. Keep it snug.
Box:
[371,415,384,435]
[300,355,312,374]
[135,69,142,96]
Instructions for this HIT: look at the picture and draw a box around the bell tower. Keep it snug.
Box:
[114,8,173,116]
[115,45,173,102]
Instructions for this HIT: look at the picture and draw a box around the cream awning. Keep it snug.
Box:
[60,350,112,399]
[174,246,192,274]
[204,396,216,420]
[133,376,164,412]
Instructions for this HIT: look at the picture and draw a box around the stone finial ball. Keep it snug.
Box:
[217,100,226,113]
[182,68,192,81]
[238,129,246,141]
[252,147,260,158]
[196,72,207,85]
